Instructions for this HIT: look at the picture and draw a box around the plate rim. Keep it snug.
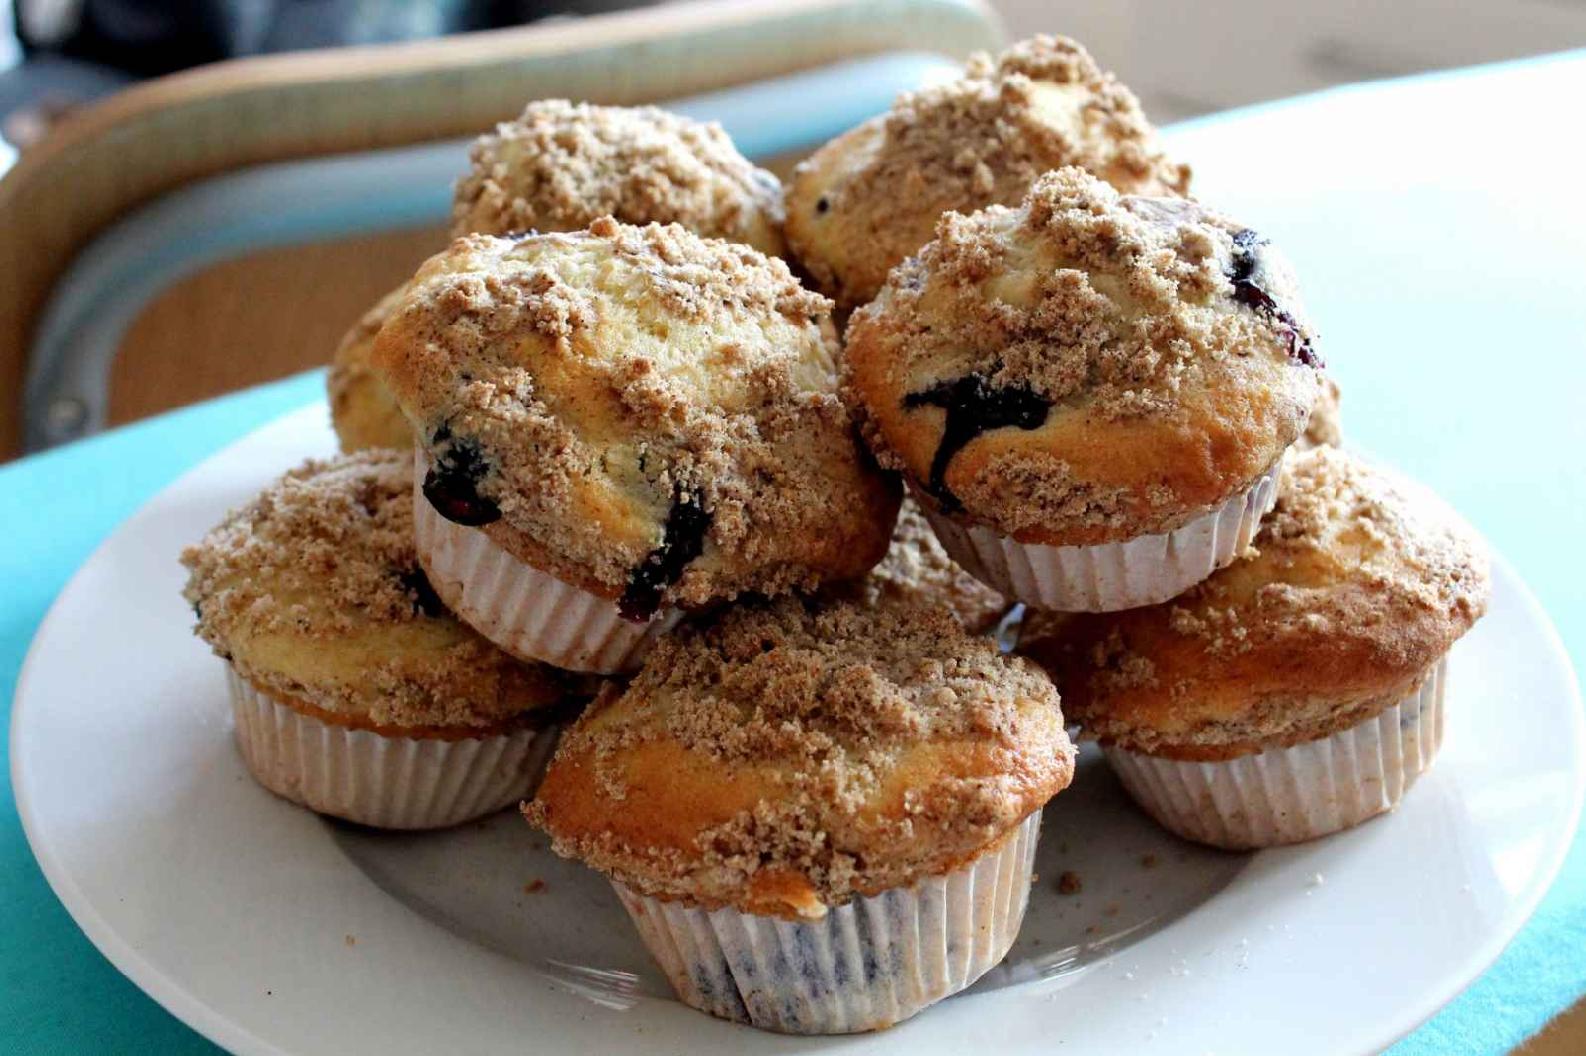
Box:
[12,403,1585,1056]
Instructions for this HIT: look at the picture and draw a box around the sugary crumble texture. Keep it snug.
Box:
[529,596,1073,910]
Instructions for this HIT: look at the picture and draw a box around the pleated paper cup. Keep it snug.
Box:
[1105,660,1447,850]
[613,811,1041,1034]
[411,454,681,674]
[227,667,559,830]
[919,463,1281,613]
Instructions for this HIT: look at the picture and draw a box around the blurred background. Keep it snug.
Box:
[4,0,1584,459]
[5,0,1585,160]
[2,6,1584,1053]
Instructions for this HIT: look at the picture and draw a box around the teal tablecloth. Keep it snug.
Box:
[7,53,1586,1055]
[2,373,321,1055]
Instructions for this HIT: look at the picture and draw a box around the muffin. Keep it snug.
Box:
[844,167,1325,611]
[181,451,580,829]
[328,286,413,451]
[453,99,785,255]
[1300,375,1343,449]
[528,597,1074,1033]
[1019,447,1489,849]
[786,35,1189,310]
[329,100,785,453]
[828,496,1008,633]
[371,220,899,673]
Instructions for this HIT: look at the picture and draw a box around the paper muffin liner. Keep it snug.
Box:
[613,811,1041,1034]
[411,454,681,674]
[918,463,1282,613]
[227,667,558,830]
[1104,660,1447,850]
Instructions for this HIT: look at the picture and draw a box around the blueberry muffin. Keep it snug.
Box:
[786,35,1189,310]
[845,167,1325,611]
[528,596,1073,1033]
[181,451,580,829]
[371,220,899,673]
[330,101,785,453]
[328,286,413,452]
[1020,447,1489,848]
[828,496,1007,633]
[453,99,785,255]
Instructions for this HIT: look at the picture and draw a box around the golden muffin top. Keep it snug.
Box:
[452,100,785,256]
[845,167,1324,546]
[528,596,1073,917]
[181,451,577,731]
[1019,447,1489,760]
[372,220,898,615]
[785,35,1189,309]
[826,496,1007,633]
[330,102,782,451]
[327,286,412,452]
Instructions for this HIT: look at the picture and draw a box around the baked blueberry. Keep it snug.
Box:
[844,168,1324,611]
[372,220,898,672]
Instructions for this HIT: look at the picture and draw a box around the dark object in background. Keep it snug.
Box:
[22,1,514,77]
[3,0,648,150]
[19,1,651,74]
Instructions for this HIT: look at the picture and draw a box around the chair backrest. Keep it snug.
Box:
[0,0,1001,458]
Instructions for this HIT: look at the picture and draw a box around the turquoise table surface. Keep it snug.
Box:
[7,54,1586,1055]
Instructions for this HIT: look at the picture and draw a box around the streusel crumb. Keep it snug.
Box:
[1020,446,1488,758]
[529,596,1072,912]
[786,35,1189,308]
[827,497,1007,632]
[181,451,573,729]
[453,100,784,255]
[1300,375,1342,449]
[373,221,897,607]
[845,167,1322,542]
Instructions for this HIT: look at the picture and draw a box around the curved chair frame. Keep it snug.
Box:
[0,0,1001,456]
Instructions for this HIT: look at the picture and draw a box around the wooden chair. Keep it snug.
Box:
[0,0,1002,459]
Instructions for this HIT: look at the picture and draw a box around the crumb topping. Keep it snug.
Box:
[827,496,1007,632]
[1020,447,1489,757]
[373,222,896,606]
[181,451,574,729]
[861,168,1317,421]
[786,35,1189,308]
[528,597,1072,911]
[1248,448,1487,628]
[1299,375,1342,449]
[453,100,784,255]
[887,35,1191,204]
[845,167,1323,540]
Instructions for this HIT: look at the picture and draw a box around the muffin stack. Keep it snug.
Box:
[181,34,1490,1035]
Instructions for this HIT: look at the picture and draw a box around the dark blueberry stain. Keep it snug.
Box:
[1227,228,1322,368]
[903,371,1051,513]
[831,942,854,987]
[617,493,711,622]
[397,566,447,618]
[421,424,500,527]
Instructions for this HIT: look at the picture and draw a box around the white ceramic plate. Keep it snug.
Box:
[13,405,1584,1056]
